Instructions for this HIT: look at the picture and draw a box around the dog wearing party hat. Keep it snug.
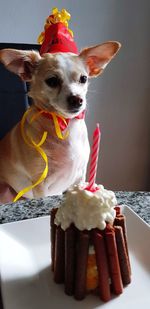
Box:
[0,8,121,203]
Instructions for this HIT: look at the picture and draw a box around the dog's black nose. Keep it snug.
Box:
[67,95,83,111]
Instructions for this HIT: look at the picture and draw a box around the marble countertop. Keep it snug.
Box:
[0,191,150,225]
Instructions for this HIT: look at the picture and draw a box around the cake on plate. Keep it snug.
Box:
[50,183,131,302]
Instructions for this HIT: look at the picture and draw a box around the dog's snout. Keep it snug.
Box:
[67,95,83,111]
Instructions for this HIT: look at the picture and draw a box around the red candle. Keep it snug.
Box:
[86,123,101,191]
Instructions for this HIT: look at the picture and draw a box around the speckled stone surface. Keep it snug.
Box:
[0,191,150,225]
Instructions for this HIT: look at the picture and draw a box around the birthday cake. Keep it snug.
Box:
[50,183,131,302]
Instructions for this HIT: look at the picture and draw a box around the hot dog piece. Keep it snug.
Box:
[54,225,65,283]
[65,224,76,295]
[105,226,123,295]
[74,231,89,300]
[115,226,131,285]
[114,214,131,274]
[114,215,127,248]
[50,208,58,271]
[92,230,111,302]
[114,206,121,216]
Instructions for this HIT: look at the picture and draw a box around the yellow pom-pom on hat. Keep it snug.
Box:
[37,7,78,55]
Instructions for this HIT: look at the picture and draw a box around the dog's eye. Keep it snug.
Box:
[79,75,87,84]
[45,76,61,88]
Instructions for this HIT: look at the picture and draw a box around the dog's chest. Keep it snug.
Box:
[68,120,89,159]
[49,120,89,169]
[46,119,90,193]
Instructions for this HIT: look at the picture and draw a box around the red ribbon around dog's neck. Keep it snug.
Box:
[37,108,86,131]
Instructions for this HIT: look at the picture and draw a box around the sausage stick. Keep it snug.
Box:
[115,226,131,285]
[74,231,89,300]
[92,230,111,302]
[65,224,76,295]
[54,225,65,283]
[105,227,123,295]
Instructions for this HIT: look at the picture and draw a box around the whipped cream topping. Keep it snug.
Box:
[55,183,117,231]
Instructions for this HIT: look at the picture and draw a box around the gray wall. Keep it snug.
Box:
[0,0,149,190]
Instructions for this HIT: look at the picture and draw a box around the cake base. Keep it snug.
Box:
[50,206,131,302]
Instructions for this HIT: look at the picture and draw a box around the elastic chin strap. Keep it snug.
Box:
[13,107,69,202]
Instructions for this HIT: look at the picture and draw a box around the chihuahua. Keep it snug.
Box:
[0,42,121,203]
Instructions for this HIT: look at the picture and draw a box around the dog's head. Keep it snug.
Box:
[0,42,121,118]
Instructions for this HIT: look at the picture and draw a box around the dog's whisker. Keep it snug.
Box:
[88,89,98,94]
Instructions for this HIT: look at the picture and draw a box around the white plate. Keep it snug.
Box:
[0,206,150,309]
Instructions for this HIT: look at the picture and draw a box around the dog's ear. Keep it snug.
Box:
[0,49,41,81]
[79,41,121,77]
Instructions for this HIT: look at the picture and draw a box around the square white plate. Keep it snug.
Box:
[0,206,150,309]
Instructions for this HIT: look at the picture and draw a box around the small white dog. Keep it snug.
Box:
[0,42,120,203]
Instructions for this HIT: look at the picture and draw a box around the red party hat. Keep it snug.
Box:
[38,7,78,55]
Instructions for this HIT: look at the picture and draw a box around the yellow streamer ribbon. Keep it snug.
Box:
[13,108,69,202]
[50,112,69,139]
